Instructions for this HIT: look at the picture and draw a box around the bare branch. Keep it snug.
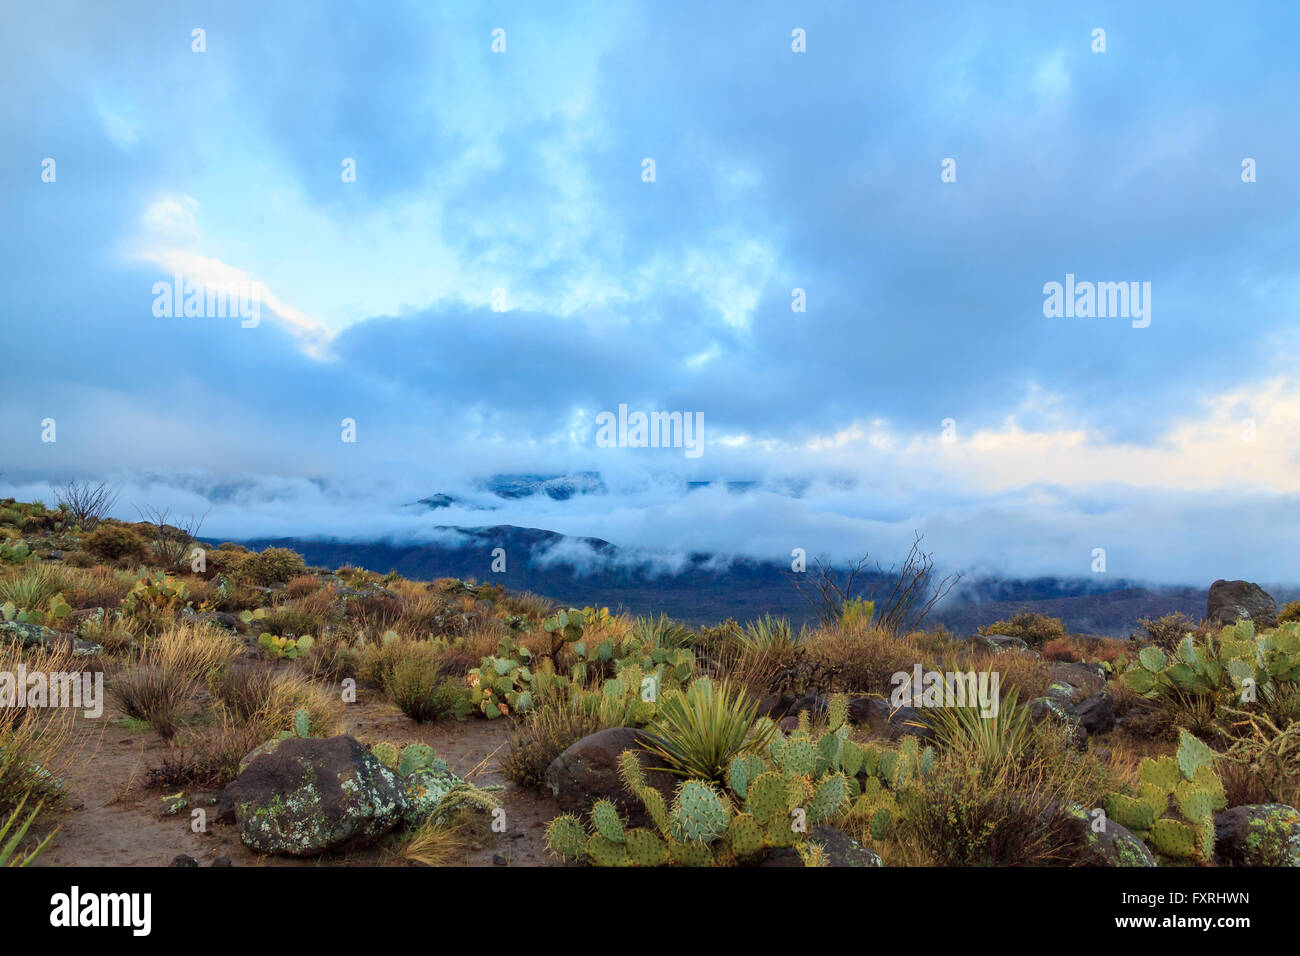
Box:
[56,480,119,530]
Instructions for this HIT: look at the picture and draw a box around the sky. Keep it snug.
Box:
[1,1,1298,583]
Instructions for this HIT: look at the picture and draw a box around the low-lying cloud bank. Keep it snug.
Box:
[3,468,1296,587]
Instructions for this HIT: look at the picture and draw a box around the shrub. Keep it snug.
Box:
[0,644,77,820]
[146,718,265,790]
[386,655,472,723]
[892,723,1115,866]
[285,574,321,600]
[110,625,239,738]
[208,664,343,739]
[234,547,307,587]
[1135,612,1196,651]
[55,480,119,530]
[978,611,1067,649]
[1042,637,1081,662]
[260,605,321,638]
[501,703,604,790]
[804,624,929,695]
[83,523,147,562]
[1279,600,1300,624]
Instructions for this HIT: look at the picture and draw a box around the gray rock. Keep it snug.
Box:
[219,735,410,857]
[1076,691,1116,735]
[759,826,883,867]
[966,634,1031,654]
[1053,803,1158,866]
[1213,804,1300,866]
[847,696,935,741]
[0,620,103,656]
[544,727,678,830]
[1207,580,1278,629]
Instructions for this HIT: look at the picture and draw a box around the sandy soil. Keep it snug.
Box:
[35,689,560,868]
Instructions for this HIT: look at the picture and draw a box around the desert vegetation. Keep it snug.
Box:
[0,495,1297,867]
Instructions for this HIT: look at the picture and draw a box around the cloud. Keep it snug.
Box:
[1,2,1298,585]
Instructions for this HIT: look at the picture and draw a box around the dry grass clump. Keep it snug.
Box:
[876,722,1118,866]
[402,818,474,867]
[208,663,344,740]
[501,701,605,790]
[109,624,239,739]
[0,643,81,819]
[75,609,137,654]
[345,591,405,631]
[286,574,322,600]
[803,623,928,695]
[386,653,469,723]
[147,716,266,790]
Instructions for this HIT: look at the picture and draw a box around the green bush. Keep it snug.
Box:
[1135,612,1196,651]
[235,547,307,586]
[386,655,471,723]
[978,611,1067,648]
[83,523,147,561]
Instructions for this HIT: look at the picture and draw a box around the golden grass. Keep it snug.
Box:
[0,642,82,818]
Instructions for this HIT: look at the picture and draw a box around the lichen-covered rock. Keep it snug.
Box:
[1206,580,1278,629]
[758,826,883,867]
[966,634,1031,654]
[0,620,102,656]
[218,735,410,857]
[1055,803,1158,867]
[1213,804,1300,866]
[402,764,466,826]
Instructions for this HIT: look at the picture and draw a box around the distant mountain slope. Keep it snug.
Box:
[228,525,1297,636]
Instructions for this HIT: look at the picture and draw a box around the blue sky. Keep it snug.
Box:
[1,1,1298,582]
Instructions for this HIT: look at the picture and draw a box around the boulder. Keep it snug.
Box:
[1213,804,1300,866]
[1053,804,1157,867]
[1207,580,1278,629]
[847,696,935,741]
[545,727,679,830]
[218,735,410,857]
[1044,661,1107,702]
[966,634,1031,654]
[1075,690,1116,735]
[759,826,883,867]
[0,620,102,656]
[1028,696,1087,750]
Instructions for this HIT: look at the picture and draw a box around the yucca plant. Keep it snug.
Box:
[915,689,1034,771]
[739,615,799,653]
[631,613,695,650]
[639,677,775,782]
[0,564,65,610]
[0,794,57,867]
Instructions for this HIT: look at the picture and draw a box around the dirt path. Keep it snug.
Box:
[36,691,560,867]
